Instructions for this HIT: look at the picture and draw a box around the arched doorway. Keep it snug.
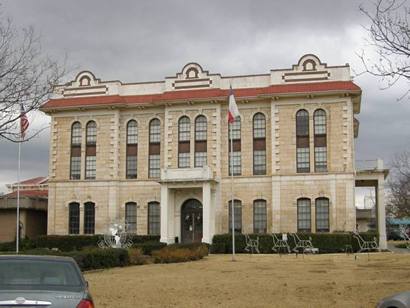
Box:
[181,199,203,243]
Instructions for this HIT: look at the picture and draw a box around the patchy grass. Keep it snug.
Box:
[85,253,410,308]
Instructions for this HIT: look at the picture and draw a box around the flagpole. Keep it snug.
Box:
[16,136,21,254]
[230,121,235,261]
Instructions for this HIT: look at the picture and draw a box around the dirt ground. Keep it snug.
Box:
[85,253,410,308]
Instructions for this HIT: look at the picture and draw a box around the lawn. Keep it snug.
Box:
[85,253,410,308]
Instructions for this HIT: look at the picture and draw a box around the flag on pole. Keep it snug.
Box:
[228,86,240,123]
[20,104,29,139]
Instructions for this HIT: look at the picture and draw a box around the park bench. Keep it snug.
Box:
[290,233,318,254]
[271,233,291,254]
[352,231,379,253]
[244,234,260,254]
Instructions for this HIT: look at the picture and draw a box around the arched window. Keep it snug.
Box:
[178,116,190,168]
[85,121,97,180]
[229,118,241,176]
[68,202,80,234]
[253,199,267,233]
[70,122,82,180]
[149,119,161,178]
[297,198,311,232]
[228,199,242,233]
[316,198,329,232]
[126,120,138,179]
[80,76,91,86]
[253,113,266,175]
[296,110,310,173]
[195,115,207,167]
[125,202,137,232]
[84,202,95,234]
[148,201,160,235]
[314,109,327,172]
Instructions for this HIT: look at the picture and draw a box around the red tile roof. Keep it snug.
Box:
[16,177,48,185]
[42,81,361,110]
[2,190,48,198]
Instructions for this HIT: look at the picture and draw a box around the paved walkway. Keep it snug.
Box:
[387,241,410,254]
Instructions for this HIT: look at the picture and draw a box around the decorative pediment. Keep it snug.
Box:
[282,54,330,83]
[166,63,213,91]
[62,71,108,97]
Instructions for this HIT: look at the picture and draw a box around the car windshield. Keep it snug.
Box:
[0,259,84,291]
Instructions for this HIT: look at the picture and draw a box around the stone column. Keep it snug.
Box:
[160,184,169,243]
[202,182,212,244]
[377,177,387,249]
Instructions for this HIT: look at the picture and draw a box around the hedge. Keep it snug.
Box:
[211,232,379,254]
[0,235,160,252]
[152,243,209,263]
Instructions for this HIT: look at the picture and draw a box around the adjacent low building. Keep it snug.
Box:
[40,54,388,248]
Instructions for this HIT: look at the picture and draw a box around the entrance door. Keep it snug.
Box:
[181,199,203,243]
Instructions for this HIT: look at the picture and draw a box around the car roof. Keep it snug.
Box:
[0,255,76,262]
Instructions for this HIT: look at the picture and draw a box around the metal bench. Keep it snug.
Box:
[290,233,318,254]
[244,234,260,254]
[271,233,291,254]
[399,226,410,249]
[352,231,379,252]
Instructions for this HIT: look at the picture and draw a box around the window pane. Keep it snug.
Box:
[253,113,266,138]
[125,202,137,232]
[178,117,190,142]
[70,157,81,180]
[228,200,242,233]
[148,202,160,235]
[86,121,97,144]
[316,198,329,232]
[195,116,207,141]
[315,147,327,172]
[149,154,160,178]
[253,200,267,233]
[178,152,190,168]
[84,202,95,234]
[149,119,161,143]
[314,109,326,135]
[127,120,138,144]
[68,203,80,234]
[194,152,207,167]
[296,110,309,136]
[229,152,241,176]
[126,155,138,179]
[253,150,266,175]
[297,147,310,173]
[297,199,311,232]
[85,156,96,179]
[71,122,81,145]
[229,119,241,140]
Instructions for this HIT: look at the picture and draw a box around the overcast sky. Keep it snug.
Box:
[0,0,409,194]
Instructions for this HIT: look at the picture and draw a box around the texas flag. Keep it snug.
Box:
[228,86,240,123]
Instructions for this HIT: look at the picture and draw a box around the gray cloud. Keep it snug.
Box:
[0,0,408,192]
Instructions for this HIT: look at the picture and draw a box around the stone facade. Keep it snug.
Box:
[42,54,364,244]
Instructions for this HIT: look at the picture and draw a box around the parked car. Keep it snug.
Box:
[0,255,93,308]
[377,291,410,308]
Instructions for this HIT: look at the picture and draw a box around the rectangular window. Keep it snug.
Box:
[125,203,137,232]
[253,150,266,175]
[150,125,161,143]
[297,199,311,232]
[194,152,207,167]
[84,203,95,234]
[68,204,80,235]
[126,156,138,179]
[316,199,329,232]
[149,154,160,178]
[228,200,242,233]
[253,201,267,233]
[229,152,241,176]
[178,152,190,168]
[315,147,327,172]
[70,156,81,180]
[297,148,310,173]
[148,202,160,235]
[85,156,96,180]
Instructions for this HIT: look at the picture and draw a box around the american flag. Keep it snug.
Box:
[20,104,29,139]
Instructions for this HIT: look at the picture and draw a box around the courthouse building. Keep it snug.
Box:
[40,54,388,247]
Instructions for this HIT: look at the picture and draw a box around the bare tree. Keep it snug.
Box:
[0,15,64,142]
[359,0,410,99]
[387,151,410,217]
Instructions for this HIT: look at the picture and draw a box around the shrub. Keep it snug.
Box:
[211,232,380,254]
[152,243,209,263]
[395,243,409,249]
[128,248,152,265]
[133,242,167,255]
